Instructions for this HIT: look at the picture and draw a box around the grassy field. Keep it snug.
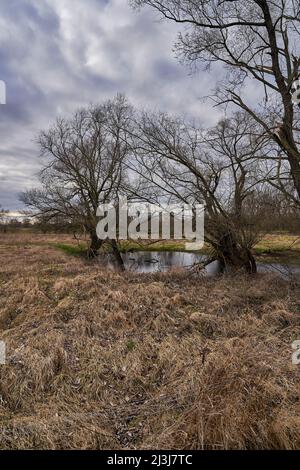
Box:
[0,232,300,449]
[123,232,300,264]
[57,232,300,265]
[2,230,300,264]
[255,232,300,264]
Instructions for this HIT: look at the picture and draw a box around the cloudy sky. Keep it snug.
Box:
[0,0,222,212]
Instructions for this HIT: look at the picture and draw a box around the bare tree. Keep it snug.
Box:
[21,95,132,263]
[0,207,10,233]
[130,110,267,272]
[132,0,300,203]
[242,184,300,231]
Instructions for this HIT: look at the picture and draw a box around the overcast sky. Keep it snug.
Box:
[0,0,223,212]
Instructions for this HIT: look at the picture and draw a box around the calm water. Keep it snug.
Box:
[98,251,300,277]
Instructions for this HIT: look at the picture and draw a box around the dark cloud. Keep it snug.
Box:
[0,0,221,211]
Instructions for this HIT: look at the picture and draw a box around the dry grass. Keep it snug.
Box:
[0,233,300,449]
[255,232,300,263]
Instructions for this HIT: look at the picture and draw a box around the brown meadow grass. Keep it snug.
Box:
[0,233,300,449]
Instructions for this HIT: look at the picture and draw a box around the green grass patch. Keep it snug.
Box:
[119,239,211,253]
[126,340,137,352]
[53,243,87,257]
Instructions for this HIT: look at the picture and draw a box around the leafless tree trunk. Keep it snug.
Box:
[21,94,132,264]
[133,0,300,204]
[129,111,263,272]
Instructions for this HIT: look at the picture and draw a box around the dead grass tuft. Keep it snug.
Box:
[0,233,300,449]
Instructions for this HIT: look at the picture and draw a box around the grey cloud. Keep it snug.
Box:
[0,0,222,211]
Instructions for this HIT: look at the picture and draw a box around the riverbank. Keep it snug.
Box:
[120,232,300,265]
[0,234,300,449]
[1,231,300,265]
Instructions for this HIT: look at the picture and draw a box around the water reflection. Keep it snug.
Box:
[99,251,223,275]
[97,250,300,277]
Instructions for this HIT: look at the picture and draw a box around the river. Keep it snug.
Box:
[98,251,300,277]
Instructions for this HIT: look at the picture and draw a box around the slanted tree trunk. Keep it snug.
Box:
[285,148,300,201]
[274,122,300,201]
[110,239,125,271]
[87,227,125,270]
[88,230,103,258]
[215,231,257,274]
